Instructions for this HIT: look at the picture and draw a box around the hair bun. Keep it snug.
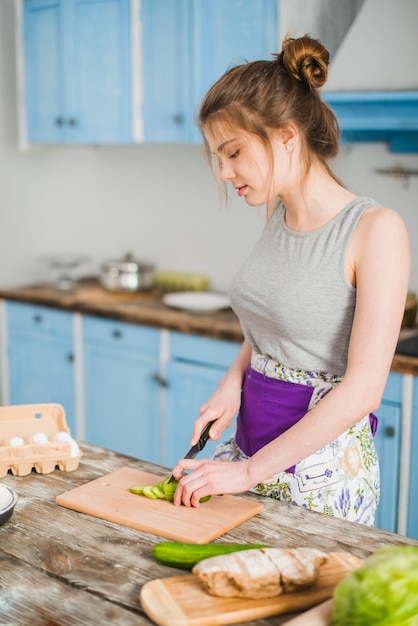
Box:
[280,34,329,89]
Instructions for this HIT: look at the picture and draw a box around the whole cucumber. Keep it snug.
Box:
[152,541,268,570]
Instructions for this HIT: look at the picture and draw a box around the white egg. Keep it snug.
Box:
[31,431,49,444]
[56,431,71,441]
[9,436,25,446]
[56,431,79,457]
[68,439,80,458]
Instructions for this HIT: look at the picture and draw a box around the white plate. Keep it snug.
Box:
[163,291,230,313]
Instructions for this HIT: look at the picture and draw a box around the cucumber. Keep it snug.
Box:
[129,486,144,494]
[152,541,269,570]
[130,478,212,504]
[142,485,160,499]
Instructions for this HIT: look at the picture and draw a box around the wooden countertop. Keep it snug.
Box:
[1,280,418,373]
[1,440,417,626]
[0,280,244,343]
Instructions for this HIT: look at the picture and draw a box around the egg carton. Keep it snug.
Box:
[0,403,82,477]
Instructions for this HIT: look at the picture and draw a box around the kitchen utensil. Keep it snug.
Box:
[0,484,18,526]
[42,254,89,290]
[100,253,155,292]
[167,420,215,484]
[163,291,230,313]
[55,467,263,543]
[140,552,362,626]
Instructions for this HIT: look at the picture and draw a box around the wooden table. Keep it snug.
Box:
[1,442,417,626]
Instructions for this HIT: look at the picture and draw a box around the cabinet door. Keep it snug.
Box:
[141,0,190,142]
[374,401,402,533]
[23,0,63,142]
[164,332,241,468]
[6,302,76,433]
[70,0,132,143]
[140,0,277,143]
[82,317,160,463]
[165,359,235,469]
[191,0,278,142]
[22,0,132,144]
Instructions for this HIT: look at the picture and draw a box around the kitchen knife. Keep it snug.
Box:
[167,420,216,484]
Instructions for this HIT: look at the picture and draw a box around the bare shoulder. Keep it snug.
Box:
[355,204,409,248]
[346,204,410,286]
[359,203,407,229]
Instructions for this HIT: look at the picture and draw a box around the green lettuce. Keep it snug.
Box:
[332,545,418,625]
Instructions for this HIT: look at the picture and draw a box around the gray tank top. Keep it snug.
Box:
[228,196,378,375]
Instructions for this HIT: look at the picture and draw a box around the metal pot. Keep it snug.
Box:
[100,253,155,292]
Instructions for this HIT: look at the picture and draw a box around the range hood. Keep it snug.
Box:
[322,0,418,152]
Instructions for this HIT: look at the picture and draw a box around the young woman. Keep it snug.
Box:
[171,34,410,525]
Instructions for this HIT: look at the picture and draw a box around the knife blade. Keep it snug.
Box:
[167,420,216,484]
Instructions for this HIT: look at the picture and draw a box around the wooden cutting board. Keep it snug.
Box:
[140,552,362,626]
[55,467,263,543]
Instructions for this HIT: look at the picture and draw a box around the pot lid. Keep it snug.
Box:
[102,253,154,272]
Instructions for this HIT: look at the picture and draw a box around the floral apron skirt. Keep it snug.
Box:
[211,352,380,526]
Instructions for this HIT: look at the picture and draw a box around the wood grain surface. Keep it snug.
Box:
[140,552,362,626]
[281,599,334,625]
[55,467,264,543]
[0,441,417,625]
[0,280,244,342]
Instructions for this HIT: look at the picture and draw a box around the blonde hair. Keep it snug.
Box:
[199,34,340,185]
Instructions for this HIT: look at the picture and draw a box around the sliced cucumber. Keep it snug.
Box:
[129,486,145,494]
[142,485,160,499]
[130,476,212,505]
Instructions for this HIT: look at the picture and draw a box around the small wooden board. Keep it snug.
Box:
[56,467,263,543]
[140,552,362,626]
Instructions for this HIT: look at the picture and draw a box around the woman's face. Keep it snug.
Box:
[204,124,282,207]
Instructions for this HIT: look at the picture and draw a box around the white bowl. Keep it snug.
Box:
[0,483,18,526]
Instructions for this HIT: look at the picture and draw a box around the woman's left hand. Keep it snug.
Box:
[172,458,253,507]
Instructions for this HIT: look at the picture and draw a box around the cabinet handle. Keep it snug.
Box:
[33,314,42,323]
[67,353,74,363]
[173,113,184,124]
[112,329,122,339]
[152,372,169,388]
[55,116,64,126]
[68,118,77,126]
[384,426,395,437]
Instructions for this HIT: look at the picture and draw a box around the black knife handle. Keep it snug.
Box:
[197,420,216,451]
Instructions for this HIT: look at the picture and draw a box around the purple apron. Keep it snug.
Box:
[235,365,378,474]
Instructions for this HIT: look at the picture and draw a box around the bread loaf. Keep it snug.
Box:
[192,547,328,599]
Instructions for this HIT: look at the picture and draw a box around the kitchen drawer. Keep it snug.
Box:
[6,302,73,337]
[82,315,159,353]
[169,331,240,369]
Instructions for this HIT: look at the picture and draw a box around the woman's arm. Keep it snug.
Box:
[173,206,410,506]
[188,340,252,446]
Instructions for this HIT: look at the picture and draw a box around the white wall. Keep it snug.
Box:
[1,0,418,295]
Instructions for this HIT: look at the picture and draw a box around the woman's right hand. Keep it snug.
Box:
[189,380,242,446]
[189,340,251,446]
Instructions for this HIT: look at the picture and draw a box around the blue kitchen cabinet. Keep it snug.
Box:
[164,332,241,468]
[82,316,160,463]
[22,0,131,144]
[407,378,418,539]
[373,372,403,533]
[140,0,277,143]
[5,301,76,433]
